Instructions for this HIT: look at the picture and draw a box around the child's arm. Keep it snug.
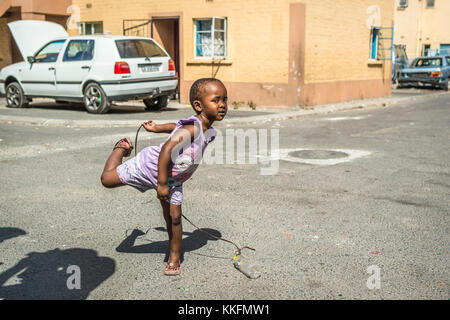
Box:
[142,120,176,134]
[156,124,195,201]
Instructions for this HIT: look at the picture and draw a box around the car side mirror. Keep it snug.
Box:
[27,56,35,64]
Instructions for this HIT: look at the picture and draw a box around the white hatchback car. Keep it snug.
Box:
[0,20,178,113]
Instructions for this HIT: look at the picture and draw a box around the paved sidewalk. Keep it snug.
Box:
[0,87,449,128]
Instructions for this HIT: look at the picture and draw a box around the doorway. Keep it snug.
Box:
[151,17,180,100]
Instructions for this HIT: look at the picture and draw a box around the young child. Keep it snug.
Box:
[100,78,227,276]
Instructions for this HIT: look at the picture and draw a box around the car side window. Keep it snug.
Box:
[34,40,66,63]
[63,40,95,62]
[446,57,450,66]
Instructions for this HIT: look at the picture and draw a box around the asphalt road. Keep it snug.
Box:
[0,93,448,300]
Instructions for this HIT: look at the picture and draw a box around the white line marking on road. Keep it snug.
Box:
[320,116,367,121]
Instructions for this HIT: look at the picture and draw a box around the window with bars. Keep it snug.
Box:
[369,27,393,61]
[194,17,227,59]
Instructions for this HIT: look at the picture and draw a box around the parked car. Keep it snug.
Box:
[398,56,450,91]
[0,20,178,113]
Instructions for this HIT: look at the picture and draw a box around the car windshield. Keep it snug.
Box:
[115,39,166,58]
[414,58,442,67]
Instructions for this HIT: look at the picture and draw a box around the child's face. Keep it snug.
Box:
[195,82,228,121]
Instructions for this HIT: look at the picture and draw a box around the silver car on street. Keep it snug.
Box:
[398,56,450,91]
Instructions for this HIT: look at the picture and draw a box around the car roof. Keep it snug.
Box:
[63,35,152,41]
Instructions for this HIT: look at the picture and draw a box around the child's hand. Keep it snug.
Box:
[157,183,170,202]
[142,120,158,132]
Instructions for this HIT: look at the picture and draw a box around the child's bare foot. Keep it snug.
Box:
[113,137,133,157]
[164,260,181,276]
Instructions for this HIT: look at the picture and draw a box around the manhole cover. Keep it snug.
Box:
[288,149,349,160]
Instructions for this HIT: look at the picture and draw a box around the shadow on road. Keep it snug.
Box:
[0,227,26,244]
[0,248,115,300]
[116,227,222,263]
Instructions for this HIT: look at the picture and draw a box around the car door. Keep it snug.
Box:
[21,40,66,96]
[55,39,95,97]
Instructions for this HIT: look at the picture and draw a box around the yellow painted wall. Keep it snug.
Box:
[71,0,393,85]
[302,0,394,83]
[394,0,450,58]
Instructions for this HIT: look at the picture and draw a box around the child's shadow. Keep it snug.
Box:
[115,227,223,263]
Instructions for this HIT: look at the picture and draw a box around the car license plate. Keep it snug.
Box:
[139,64,161,73]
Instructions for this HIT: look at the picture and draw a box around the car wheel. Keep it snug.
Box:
[5,82,29,108]
[441,80,449,91]
[143,95,168,111]
[83,83,111,114]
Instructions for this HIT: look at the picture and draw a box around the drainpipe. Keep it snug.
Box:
[415,0,423,57]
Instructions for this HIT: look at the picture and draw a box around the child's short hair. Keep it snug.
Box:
[189,78,225,114]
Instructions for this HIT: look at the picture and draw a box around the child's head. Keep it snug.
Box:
[189,78,227,119]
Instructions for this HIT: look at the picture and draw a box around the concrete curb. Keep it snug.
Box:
[1,90,449,128]
[231,90,450,125]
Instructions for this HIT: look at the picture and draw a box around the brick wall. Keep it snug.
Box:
[303,0,394,83]
[72,0,393,81]
[0,18,12,70]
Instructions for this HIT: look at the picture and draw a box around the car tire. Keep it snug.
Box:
[143,95,168,111]
[5,82,29,108]
[441,80,449,91]
[83,83,111,114]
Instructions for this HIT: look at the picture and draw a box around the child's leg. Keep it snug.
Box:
[101,137,133,188]
[101,148,126,188]
[160,199,173,242]
[160,199,182,274]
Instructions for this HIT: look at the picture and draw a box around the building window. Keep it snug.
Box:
[426,0,435,8]
[79,22,103,35]
[440,44,450,56]
[369,27,380,60]
[194,17,227,59]
[398,0,408,9]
